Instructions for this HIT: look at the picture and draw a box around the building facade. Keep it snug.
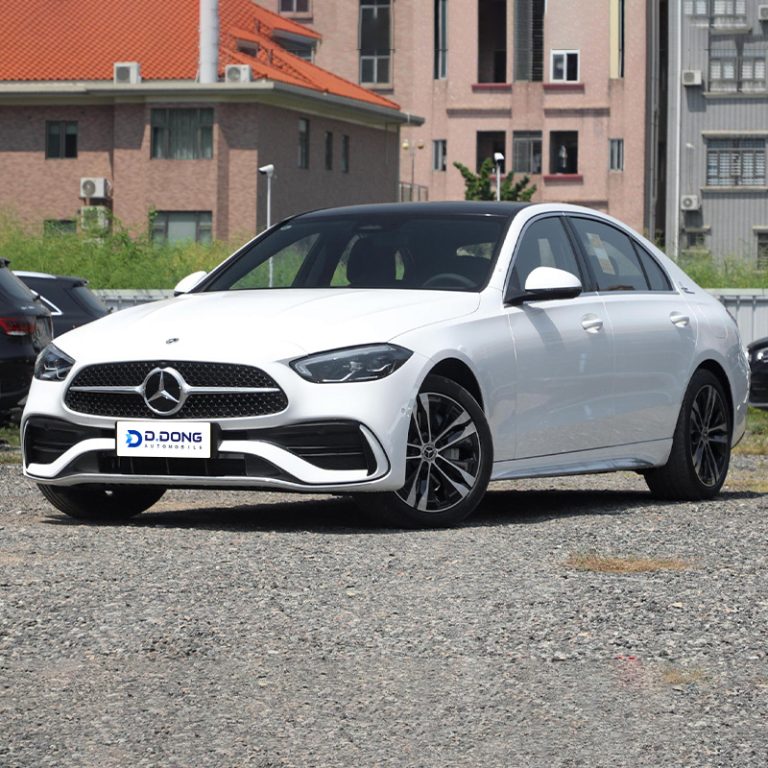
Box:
[0,0,414,241]
[264,0,664,236]
[667,0,768,264]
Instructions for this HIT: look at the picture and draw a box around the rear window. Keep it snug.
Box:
[0,267,38,305]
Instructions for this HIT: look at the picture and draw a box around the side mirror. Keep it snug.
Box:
[173,271,207,296]
[506,266,582,305]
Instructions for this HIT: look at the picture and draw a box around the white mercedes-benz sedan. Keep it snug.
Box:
[22,202,749,527]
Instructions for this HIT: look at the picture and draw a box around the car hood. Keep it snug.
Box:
[55,289,481,362]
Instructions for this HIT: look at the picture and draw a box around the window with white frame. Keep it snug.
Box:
[551,50,579,82]
[706,138,766,186]
[279,0,310,14]
[712,0,746,19]
[609,139,624,171]
[359,0,392,85]
[684,0,710,15]
[432,139,447,172]
[512,131,542,173]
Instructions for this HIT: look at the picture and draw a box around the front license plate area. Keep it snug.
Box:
[116,421,212,459]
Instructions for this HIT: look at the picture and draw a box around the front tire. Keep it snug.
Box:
[354,375,492,528]
[38,484,165,521]
[644,369,732,500]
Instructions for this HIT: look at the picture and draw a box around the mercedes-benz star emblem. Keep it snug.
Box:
[142,367,186,415]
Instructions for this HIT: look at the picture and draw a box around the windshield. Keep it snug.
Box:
[203,212,511,292]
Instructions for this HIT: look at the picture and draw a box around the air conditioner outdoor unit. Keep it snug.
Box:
[681,194,701,212]
[225,64,252,83]
[80,206,111,234]
[682,69,703,86]
[113,61,141,85]
[79,177,109,199]
[758,4,768,21]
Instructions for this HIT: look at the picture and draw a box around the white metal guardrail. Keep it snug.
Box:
[95,289,768,346]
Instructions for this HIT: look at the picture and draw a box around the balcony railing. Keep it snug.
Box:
[399,183,429,202]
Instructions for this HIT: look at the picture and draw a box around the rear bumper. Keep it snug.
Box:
[0,357,34,411]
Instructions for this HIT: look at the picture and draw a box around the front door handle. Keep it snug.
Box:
[670,311,690,328]
[581,315,603,333]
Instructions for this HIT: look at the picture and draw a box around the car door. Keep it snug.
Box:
[566,215,698,446]
[499,215,615,461]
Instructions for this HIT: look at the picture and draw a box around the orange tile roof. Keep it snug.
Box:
[0,0,398,111]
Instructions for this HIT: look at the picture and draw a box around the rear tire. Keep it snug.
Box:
[38,484,165,521]
[644,369,732,500]
[354,375,492,528]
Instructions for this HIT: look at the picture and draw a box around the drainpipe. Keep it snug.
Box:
[199,0,219,84]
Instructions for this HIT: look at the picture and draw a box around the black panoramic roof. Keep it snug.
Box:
[297,200,531,221]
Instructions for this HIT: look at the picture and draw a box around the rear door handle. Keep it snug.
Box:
[581,315,603,333]
[670,311,690,328]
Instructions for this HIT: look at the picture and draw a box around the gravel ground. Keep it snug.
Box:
[1,455,767,768]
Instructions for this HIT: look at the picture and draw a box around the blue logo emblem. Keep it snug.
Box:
[125,429,143,448]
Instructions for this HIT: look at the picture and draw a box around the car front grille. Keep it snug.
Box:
[64,360,288,419]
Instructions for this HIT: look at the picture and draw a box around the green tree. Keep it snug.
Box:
[453,157,536,202]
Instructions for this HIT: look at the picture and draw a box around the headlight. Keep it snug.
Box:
[34,344,76,382]
[290,344,412,383]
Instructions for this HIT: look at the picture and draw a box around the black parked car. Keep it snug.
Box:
[747,336,768,410]
[15,271,108,337]
[0,260,53,422]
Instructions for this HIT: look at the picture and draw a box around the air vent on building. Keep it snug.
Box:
[225,64,252,83]
[758,4,768,21]
[682,69,703,87]
[79,177,110,199]
[113,62,141,85]
[681,195,701,212]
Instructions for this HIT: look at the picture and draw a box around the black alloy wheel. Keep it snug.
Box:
[645,368,732,500]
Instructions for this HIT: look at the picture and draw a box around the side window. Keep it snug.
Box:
[569,218,649,292]
[632,242,673,291]
[509,216,582,291]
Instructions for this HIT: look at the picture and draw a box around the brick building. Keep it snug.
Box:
[0,0,417,241]
[261,0,665,236]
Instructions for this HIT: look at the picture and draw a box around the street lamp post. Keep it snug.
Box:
[259,163,275,285]
[493,152,504,202]
[401,138,424,200]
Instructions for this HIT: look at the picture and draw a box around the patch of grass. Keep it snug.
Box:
[564,553,691,574]
[0,426,20,447]
[0,211,239,290]
[735,408,768,456]
[661,667,707,687]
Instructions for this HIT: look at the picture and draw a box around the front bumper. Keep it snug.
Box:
[21,356,421,493]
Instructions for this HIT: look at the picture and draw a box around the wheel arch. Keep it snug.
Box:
[695,359,734,422]
[426,358,484,410]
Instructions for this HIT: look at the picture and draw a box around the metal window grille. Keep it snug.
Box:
[706,139,766,186]
[512,131,542,173]
[710,55,765,92]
